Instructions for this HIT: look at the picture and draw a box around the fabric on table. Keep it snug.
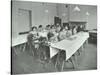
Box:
[12,34,28,46]
[50,32,89,61]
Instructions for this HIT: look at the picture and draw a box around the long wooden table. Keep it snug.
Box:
[49,32,89,70]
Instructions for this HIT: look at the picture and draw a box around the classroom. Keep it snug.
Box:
[11,0,97,74]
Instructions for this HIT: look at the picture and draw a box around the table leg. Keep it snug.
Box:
[55,55,58,69]
[12,47,17,55]
[18,44,23,52]
[18,44,26,54]
[78,44,84,55]
[55,51,60,70]
[83,42,85,48]
[70,56,75,69]
[80,45,84,52]
[77,49,81,55]
[74,53,78,67]
[86,39,88,46]
[83,39,88,48]
[13,45,21,55]
[22,43,26,52]
[70,54,78,69]
[61,60,65,71]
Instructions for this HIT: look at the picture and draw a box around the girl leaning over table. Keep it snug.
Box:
[29,25,48,61]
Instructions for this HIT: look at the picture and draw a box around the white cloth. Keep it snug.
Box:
[12,34,27,47]
[89,30,97,33]
[50,32,89,60]
[73,28,77,34]
[38,31,48,38]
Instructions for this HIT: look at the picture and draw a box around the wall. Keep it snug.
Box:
[12,1,97,38]
[12,1,57,38]
[57,4,97,30]
[57,4,69,23]
[69,4,97,30]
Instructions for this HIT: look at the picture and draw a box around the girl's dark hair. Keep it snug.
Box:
[56,24,60,28]
[38,25,42,28]
[72,26,76,29]
[46,25,50,28]
[60,27,64,31]
[47,32,54,40]
[32,26,37,30]
[50,25,55,29]
[63,24,70,30]
[39,37,47,42]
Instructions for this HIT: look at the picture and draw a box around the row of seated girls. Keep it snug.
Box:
[26,24,82,65]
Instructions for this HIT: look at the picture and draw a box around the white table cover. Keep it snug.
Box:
[12,34,28,47]
[50,32,89,60]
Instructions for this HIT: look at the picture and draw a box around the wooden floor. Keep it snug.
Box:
[11,40,97,74]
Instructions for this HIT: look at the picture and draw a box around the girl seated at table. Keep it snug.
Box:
[58,27,67,41]
[50,25,56,34]
[47,31,58,43]
[64,25,72,36]
[38,29,48,41]
[58,26,72,41]
[30,26,38,37]
[47,25,58,42]
[38,25,43,32]
[55,25,61,35]
[47,25,59,42]
[38,36,48,61]
[56,25,61,32]
[29,26,40,56]
[27,33,38,57]
[45,24,51,31]
[72,26,78,35]
[29,26,39,43]
[77,25,84,32]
